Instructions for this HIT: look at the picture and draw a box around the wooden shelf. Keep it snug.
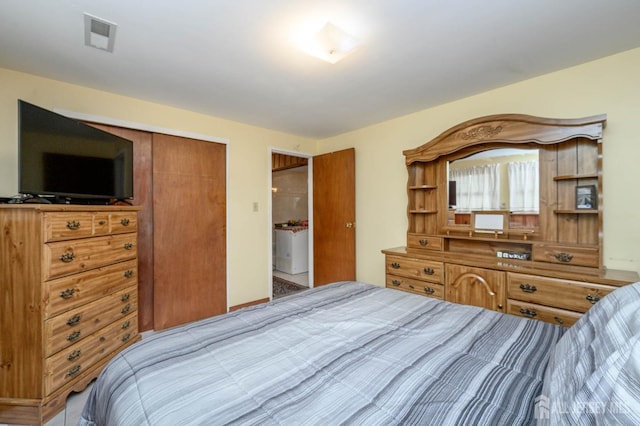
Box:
[553,173,598,181]
[408,185,437,190]
[554,209,598,214]
[441,227,537,240]
[410,210,437,214]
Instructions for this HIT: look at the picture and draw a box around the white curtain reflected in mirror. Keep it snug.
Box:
[508,160,539,212]
[449,164,500,210]
[448,148,538,213]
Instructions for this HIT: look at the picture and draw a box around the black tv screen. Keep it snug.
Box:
[18,100,133,201]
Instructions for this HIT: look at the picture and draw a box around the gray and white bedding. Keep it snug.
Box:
[79,281,567,425]
[539,280,640,425]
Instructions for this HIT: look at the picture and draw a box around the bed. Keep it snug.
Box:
[79,280,640,425]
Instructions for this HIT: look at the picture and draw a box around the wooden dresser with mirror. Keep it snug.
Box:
[382,113,638,326]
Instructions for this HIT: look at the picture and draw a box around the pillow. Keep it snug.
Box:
[537,281,640,425]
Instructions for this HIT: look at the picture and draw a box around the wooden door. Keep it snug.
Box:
[445,264,506,313]
[313,148,356,285]
[153,134,226,329]
[87,123,155,331]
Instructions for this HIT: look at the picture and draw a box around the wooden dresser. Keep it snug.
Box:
[383,114,638,326]
[383,246,637,327]
[0,204,141,425]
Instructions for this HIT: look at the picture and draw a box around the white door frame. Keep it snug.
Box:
[268,147,314,299]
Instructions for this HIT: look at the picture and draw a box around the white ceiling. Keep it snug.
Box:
[1,0,640,139]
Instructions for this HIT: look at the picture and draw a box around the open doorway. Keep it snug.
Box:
[270,149,313,299]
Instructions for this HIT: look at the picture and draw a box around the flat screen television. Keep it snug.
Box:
[18,100,133,203]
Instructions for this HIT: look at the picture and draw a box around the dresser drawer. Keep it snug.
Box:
[44,212,95,242]
[507,299,581,327]
[386,255,444,283]
[45,286,138,357]
[44,233,137,280]
[532,244,599,268]
[45,312,138,395]
[507,272,614,313]
[407,234,443,251]
[110,212,138,234]
[386,275,444,299]
[45,259,137,318]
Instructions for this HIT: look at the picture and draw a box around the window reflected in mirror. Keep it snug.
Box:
[448,148,539,228]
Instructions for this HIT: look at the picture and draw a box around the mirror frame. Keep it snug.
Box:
[403,113,607,246]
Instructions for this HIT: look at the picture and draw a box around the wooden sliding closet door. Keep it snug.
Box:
[153,134,226,330]
[87,123,155,331]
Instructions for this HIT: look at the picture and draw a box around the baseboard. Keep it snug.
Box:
[229,298,270,312]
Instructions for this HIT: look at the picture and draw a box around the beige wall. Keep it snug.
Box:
[0,68,315,306]
[318,47,640,285]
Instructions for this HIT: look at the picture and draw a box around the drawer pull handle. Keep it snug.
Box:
[419,239,429,246]
[99,336,106,343]
[519,308,537,318]
[121,304,131,315]
[60,252,75,263]
[60,288,75,299]
[67,330,81,342]
[66,314,82,326]
[122,320,131,329]
[423,286,435,295]
[121,218,130,226]
[586,294,601,304]
[66,365,82,378]
[519,283,537,293]
[408,284,415,290]
[67,349,82,362]
[423,267,435,275]
[98,220,106,225]
[553,316,565,325]
[124,270,134,278]
[124,242,134,250]
[122,293,131,302]
[122,333,131,342]
[66,220,81,230]
[554,252,574,263]
[391,262,400,269]
[391,279,401,286]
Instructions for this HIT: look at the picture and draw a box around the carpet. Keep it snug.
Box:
[273,276,309,299]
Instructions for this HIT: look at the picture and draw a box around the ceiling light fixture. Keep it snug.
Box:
[84,13,117,52]
[302,21,360,64]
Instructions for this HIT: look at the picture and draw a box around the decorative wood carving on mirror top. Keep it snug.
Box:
[403,113,607,270]
[404,114,606,164]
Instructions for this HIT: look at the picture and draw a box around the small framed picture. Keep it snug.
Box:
[576,185,597,210]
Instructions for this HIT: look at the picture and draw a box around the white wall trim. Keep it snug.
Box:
[268,147,314,298]
[54,108,230,145]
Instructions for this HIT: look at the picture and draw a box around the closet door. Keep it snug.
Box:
[87,123,154,331]
[153,134,226,330]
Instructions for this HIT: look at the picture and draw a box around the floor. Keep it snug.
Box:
[273,270,309,286]
[17,273,309,426]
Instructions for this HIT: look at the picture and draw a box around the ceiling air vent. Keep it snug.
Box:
[84,13,117,52]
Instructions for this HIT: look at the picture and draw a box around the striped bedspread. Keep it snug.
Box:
[79,281,564,425]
